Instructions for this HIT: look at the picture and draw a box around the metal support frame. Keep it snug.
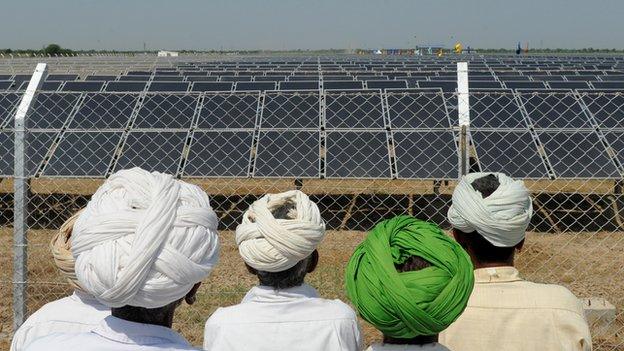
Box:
[13,63,48,330]
[457,62,470,176]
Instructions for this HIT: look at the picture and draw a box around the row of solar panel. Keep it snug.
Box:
[0,129,622,179]
[1,89,623,131]
[2,79,624,93]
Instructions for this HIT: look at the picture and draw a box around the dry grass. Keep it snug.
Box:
[0,228,622,350]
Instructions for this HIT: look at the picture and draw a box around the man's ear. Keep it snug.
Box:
[515,238,525,253]
[245,263,258,276]
[185,282,202,305]
[307,250,319,274]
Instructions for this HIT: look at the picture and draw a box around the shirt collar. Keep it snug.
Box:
[474,266,523,283]
[242,283,319,303]
[93,316,191,346]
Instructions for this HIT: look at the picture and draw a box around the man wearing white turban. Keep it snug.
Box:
[439,173,592,351]
[203,190,361,351]
[11,211,110,351]
[25,167,220,351]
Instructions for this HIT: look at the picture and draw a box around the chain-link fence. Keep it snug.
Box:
[0,84,623,350]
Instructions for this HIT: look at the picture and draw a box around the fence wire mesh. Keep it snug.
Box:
[0,88,623,350]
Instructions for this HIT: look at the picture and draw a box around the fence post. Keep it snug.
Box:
[13,63,47,331]
[457,62,470,177]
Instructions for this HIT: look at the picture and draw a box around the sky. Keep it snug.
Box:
[1,0,623,51]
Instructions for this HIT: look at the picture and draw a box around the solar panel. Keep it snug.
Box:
[61,81,104,92]
[604,132,624,171]
[471,90,527,128]
[325,131,391,178]
[538,131,619,178]
[579,90,624,129]
[548,81,589,89]
[0,81,13,91]
[366,80,408,89]
[29,93,81,129]
[261,91,320,129]
[85,75,117,81]
[592,81,624,89]
[323,81,364,90]
[279,81,319,90]
[197,93,259,129]
[147,82,190,92]
[254,76,284,82]
[185,76,219,82]
[105,82,147,92]
[393,131,458,179]
[184,131,252,177]
[254,130,319,178]
[504,81,547,89]
[47,74,79,81]
[115,131,186,174]
[518,91,592,129]
[0,131,57,176]
[119,75,151,82]
[43,131,122,176]
[325,90,385,129]
[191,82,233,92]
[472,130,548,178]
[0,92,22,128]
[134,94,198,129]
[235,81,276,92]
[417,81,456,92]
[220,76,253,82]
[469,81,503,89]
[386,90,450,129]
[0,75,12,80]
[70,93,139,129]
[152,75,185,82]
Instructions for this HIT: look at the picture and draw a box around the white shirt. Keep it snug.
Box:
[11,291,110,351]
[367,343,451,351]
[439,266,592,351]
[24,316,198,351]
[204,284,362,351]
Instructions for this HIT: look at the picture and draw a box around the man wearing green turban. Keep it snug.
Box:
[345,215,474,350]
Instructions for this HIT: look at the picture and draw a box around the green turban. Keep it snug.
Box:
[345,215,474,339]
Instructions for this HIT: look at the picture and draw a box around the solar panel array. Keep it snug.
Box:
[1,55,623,180]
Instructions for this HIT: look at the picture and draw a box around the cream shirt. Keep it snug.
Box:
[367,343,451,350]
[11,290,110,351]
[24,316,198,350]
[439,266,592,351]
[204,284,362,351]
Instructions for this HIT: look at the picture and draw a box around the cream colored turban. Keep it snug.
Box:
[72,167,220,308]
[448,172,533,247]
[235,190,325,272]
[50,210,84,291]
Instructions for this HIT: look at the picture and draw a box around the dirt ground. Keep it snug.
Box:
[0,229,622,350]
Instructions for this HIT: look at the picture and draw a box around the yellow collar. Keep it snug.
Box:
[474,266,523,283]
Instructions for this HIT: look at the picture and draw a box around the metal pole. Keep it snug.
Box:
[13,63,47,331]
[457,62,470,177]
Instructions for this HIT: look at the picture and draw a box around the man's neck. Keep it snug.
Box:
[383,334,438,345]
[111,304,177,328]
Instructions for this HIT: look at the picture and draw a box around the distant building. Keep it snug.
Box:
[158,50,179,57]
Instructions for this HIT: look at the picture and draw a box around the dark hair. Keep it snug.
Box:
[395,255,431,273]
[251,197,313,290]
[256,257,311,290]
[457,174,517,262]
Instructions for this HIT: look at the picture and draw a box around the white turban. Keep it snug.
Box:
[71,167,220,308]
[236,190,325,273]
[448,172,533,247]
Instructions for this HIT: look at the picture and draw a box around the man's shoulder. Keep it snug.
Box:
[23,332,89,350]
[206,297,357,326]
[475,279,583,313]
